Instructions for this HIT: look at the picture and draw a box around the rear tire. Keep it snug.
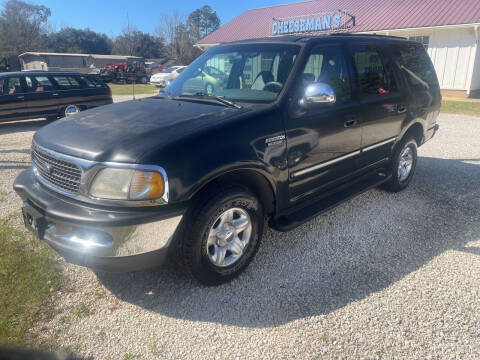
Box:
[382,137,418,192]
[179,185,264,285]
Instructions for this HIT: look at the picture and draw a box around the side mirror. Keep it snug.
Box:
[299,82,336,107]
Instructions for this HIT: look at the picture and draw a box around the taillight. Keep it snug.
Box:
[108,86,112,98]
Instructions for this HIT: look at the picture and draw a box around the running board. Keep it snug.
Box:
[270,170,392,232]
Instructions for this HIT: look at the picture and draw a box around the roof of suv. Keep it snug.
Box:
[219,34,419,46]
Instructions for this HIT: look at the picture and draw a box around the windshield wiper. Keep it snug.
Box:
[176,92,242,109]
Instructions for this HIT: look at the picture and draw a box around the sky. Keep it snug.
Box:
[29,0,300,37]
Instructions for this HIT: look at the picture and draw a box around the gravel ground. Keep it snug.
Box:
[0,111,479,359]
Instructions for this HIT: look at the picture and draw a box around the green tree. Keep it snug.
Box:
[157,6,220,64]
[47,28,112,54]
[113,26,166,58]
[187,5,220,42]
[0,0,51,56]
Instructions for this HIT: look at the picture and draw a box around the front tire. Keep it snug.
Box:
[382,137,418,192]
[180,185,264,285]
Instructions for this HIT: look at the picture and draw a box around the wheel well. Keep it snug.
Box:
[192,170,276,216]
[403,122,424,146]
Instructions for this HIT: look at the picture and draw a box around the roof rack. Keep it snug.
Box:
[329,33,406,40]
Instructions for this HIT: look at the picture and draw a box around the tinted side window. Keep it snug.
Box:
[0,78,5,95]
[350,44,397,98]
[79,75,104,88]
[25,76,54,92]
[301,45,351,104]
[6,77,22,94]
[87,75,106,87]
[52,76,81,89]
[392,44,438,91]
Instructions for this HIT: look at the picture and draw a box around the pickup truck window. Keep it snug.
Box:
[302,45,351,104]
[165,44,300,103]
[350,45,397,97]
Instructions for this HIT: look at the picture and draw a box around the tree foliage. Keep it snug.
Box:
[187,5,220,43]
[47,27,112,54]
[0,0,51,56]
[0,1,221,64]
[113,26,166,58]
[157,6,221,64]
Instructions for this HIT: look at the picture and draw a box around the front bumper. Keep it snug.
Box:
[14,168,186,272]
[150,79,166,87]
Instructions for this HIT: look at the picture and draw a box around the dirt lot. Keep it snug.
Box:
[0,110,479,359]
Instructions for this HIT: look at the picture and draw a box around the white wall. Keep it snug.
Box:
[374,26,479,91]
[469,41,480,92]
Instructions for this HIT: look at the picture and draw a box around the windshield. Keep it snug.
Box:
[164,44,300,103]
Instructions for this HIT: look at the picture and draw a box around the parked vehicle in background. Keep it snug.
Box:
[89,68,101,75]
[0,71,112,122]
[100,60,149,84]
[183,65,228,94]
[14,35,440,285]
[149,66,186,87]
[146,62,163,76]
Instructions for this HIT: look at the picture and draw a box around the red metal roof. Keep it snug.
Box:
[198,0,480,45]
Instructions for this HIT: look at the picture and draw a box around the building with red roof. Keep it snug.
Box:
[197,0,480,97]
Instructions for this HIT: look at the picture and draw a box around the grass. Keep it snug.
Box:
[441,100,480,116]
[108,83,158,96]
[0,217,63,346]
[70,304,91,318]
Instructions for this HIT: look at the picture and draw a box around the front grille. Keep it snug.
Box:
[32,145,82,194]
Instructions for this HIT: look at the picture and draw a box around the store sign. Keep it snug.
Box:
[271,10,355,35]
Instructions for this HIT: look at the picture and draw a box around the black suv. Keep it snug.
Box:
[14,35,440,285]
[0,71,112,123]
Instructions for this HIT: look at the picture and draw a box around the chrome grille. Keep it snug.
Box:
[32,145,82,194]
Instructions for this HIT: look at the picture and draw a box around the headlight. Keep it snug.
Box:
[89,167,166,202]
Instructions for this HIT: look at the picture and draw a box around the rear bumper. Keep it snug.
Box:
[14,168,186,272]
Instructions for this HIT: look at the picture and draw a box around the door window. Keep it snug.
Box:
[6,77,22,94]
[350,45,397,98]
[301,45,351,104]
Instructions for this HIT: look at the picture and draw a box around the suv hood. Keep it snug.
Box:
[34,97,248,163]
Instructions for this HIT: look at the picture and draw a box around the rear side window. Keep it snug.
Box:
[350,44,397,97]
[0,78,5,94]
[79,75,104,88]
[392,44,438,91]
[25,76,54,92]
[52,76,81,89]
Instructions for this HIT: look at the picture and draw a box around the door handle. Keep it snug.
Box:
[17,95,24,100]
[397,104,407,114]
[52,93,59,96]
[344,119,358,128]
